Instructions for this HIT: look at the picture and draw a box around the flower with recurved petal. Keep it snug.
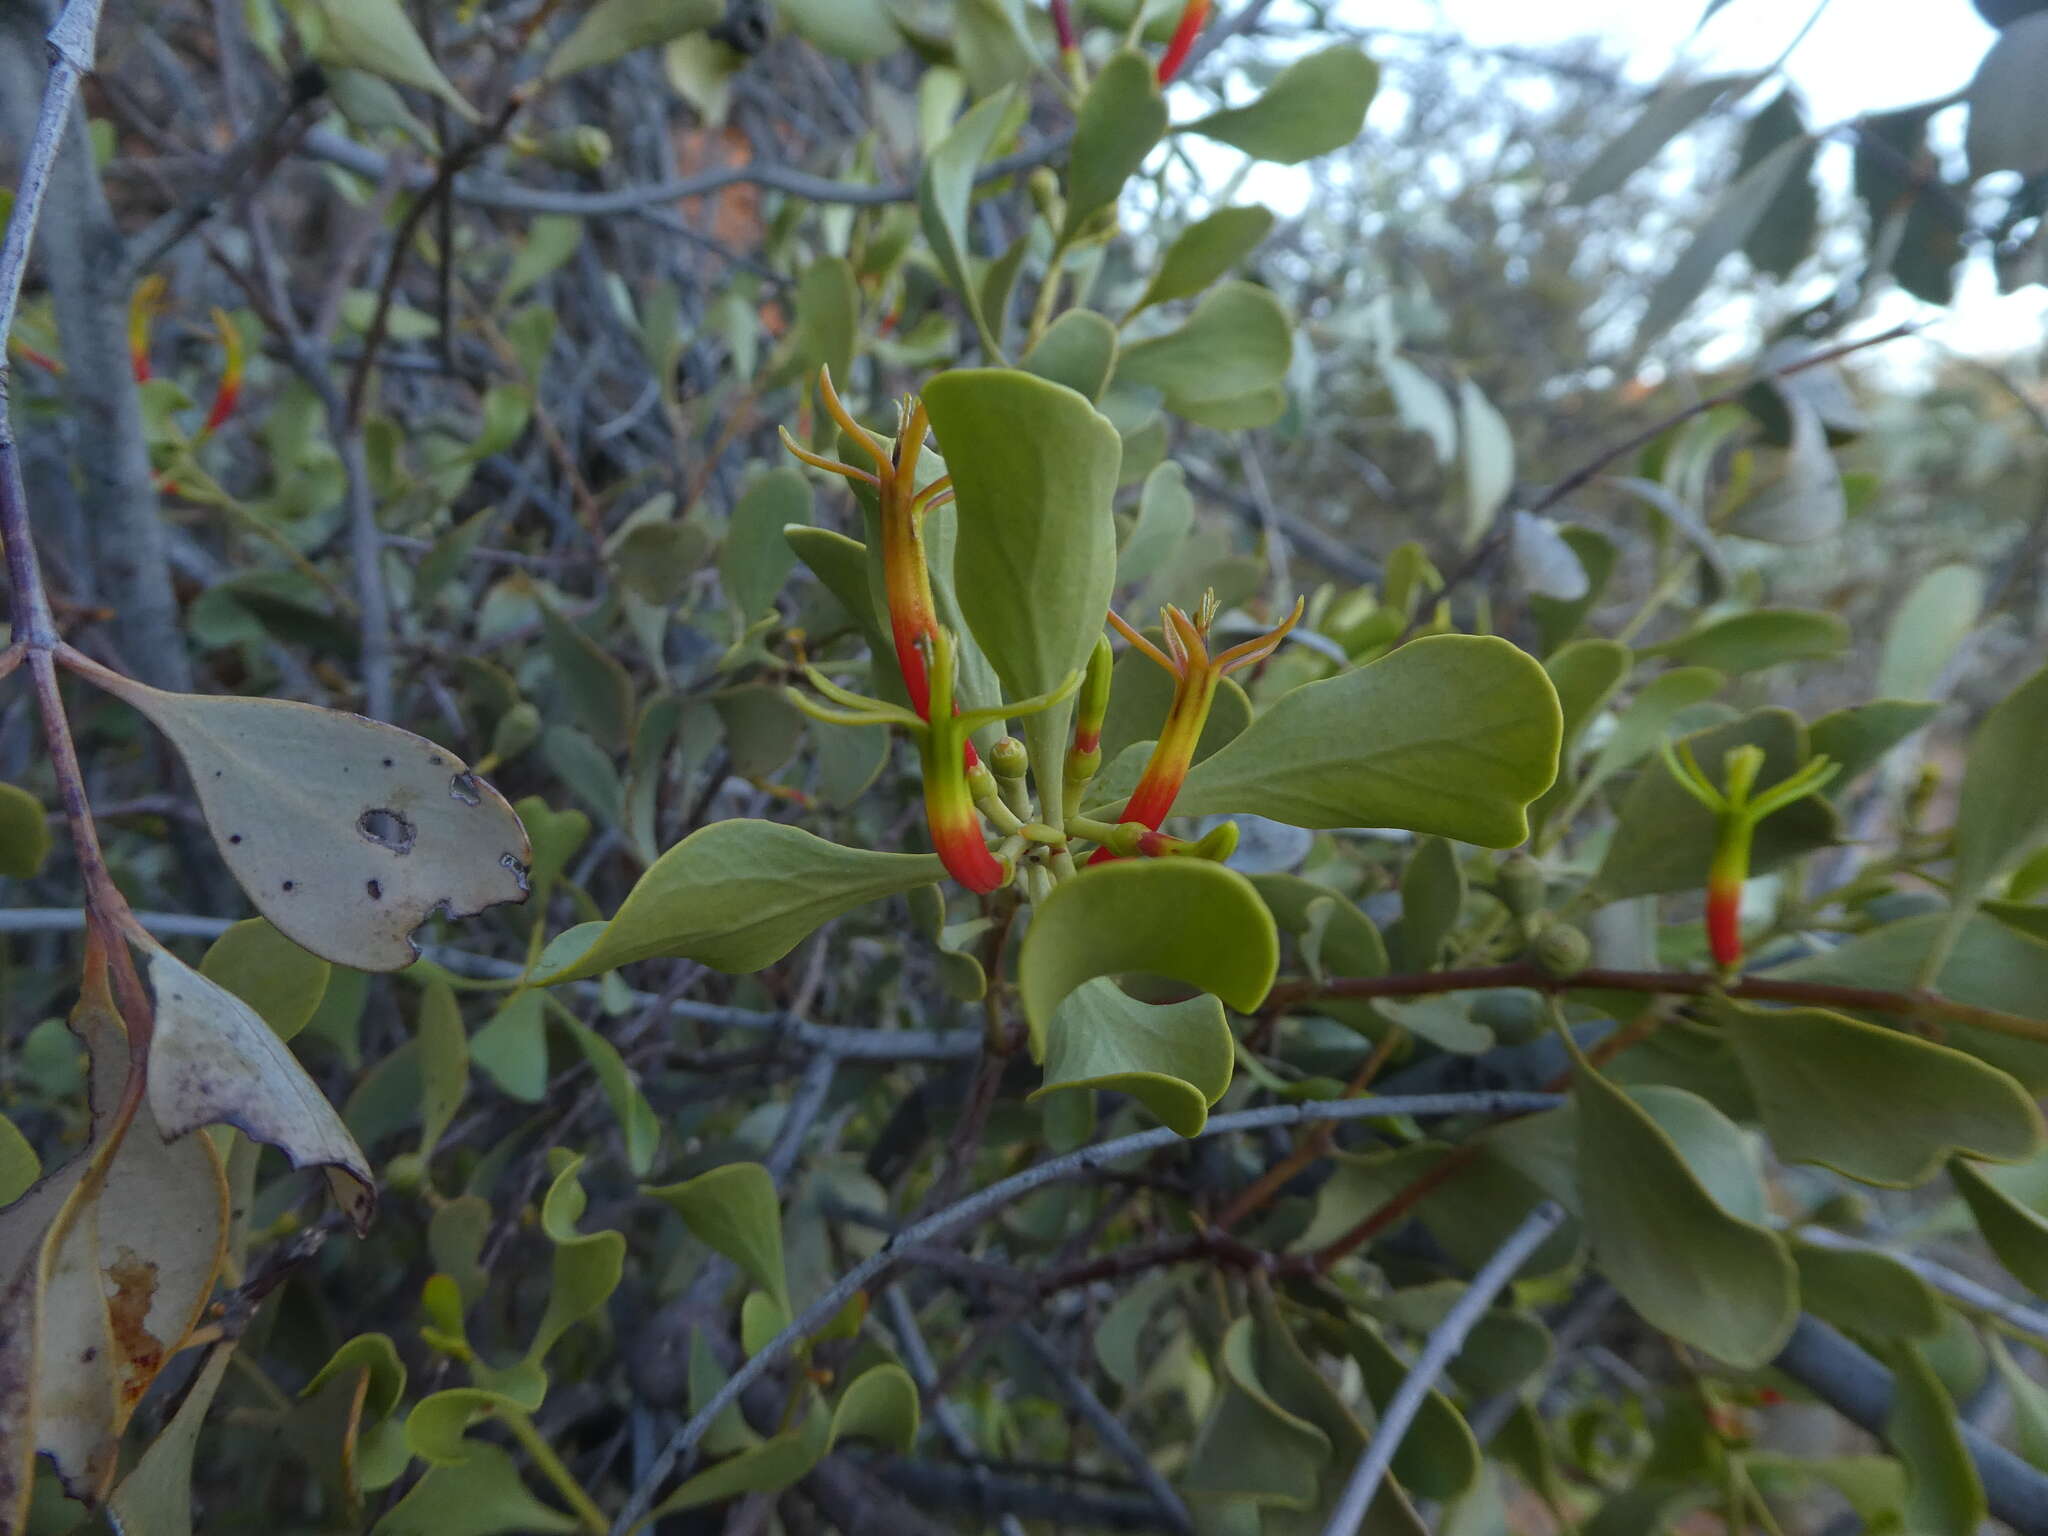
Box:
[1090,591,1302,864]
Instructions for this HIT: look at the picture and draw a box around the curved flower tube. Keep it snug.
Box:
[785,630,1080,896]
[1158,0,1211,82]
[780,368,980,770]
[1089,591,1302,864]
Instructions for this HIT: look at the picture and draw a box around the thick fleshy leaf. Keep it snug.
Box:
[1729,396,1843,544]
[1577,666,1724,796]
[1878,564,1982,702]
[721,467,811,622]
[540,600,634,750]
[1063,51,1166,240]
[296,0,477,119]
[1182,45,1378,164]
[829,1363,919,1454]
[1528,638,1631,836]
[1174,634,1562,846]
[1718,1002,2042,1187]
[370,1440,578,1536]
[1183,1317,1330,1509]
[1021,310,1119,400]
[1792,1240,1942,1339]
[521,1155,625,1389]
[1596,708,1837,900]
[1118,461,1195,589]
[648,1412,830,1518]
[0,783,48,879]
[1808,700,1939,789]
[531,820,942,982]
[1018,859,1277,1059]
[1885,1339,1986,1536]
[1953,661,2048,906]
[145,943,373,1232]
[414,979,468,1161]
[644,1161,790,1314]
[542,0,720,79]
[200,918,330,1043]
[1645,607,1847,673]
[1115,281,1293,426]
[1399,837,1465,970]
[1457,375,1514,547]
[1131,204,1275,315]
[1950,1155,2048,1293]
[922,367,1121,820]
[102,1342,235,1536]
[918,88,1016,353]
[1343,1321,1482,1500]
[1029,977,1234,1136]
[89,671,530,971]
[1566,73,1761,203]
[1574,1069,1797,1367]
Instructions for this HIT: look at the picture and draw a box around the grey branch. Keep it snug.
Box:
[1016,1322,1194,1535]
[611,1090,1565,1535]
[1321,1200,1569,1536]
[297,124,1075,219]
[1772,1314,2048,1536]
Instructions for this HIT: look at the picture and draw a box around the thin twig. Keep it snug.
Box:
[1319,1201,1567,1536]
[1267,960,2048,1045]
[608,1090,1562,1534]
[1015,1323,1194,1535]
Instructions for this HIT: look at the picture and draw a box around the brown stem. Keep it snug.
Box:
[1266,960,2046,1044]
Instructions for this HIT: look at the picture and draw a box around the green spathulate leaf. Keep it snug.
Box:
[1020,309,1120,400]
[1878,563,1982,701]
[1184,1317,1331,1508]
[1718,1002,2042,1187]
[1596,708,1837,899]
[779,0,899,61]
[922,366,1121,821]
[297,0,477,119]
[1884,1338,1986,1536]
[1115,281,1293,423]
[918,88,1016,354]
[1528,638,1630,836]
[791,256,858,385]
[1018,859,1277,1060]
[1174,634,1562,847]
[643,1161,790,1314]
[829,1363,919,1453]
[1117,461,1195,588]
[648,1412,830,1518]
[371,1440,579,1536]
[786,524,883,637]
[540,600,634,751]
[542,0,720,79]
[1530,524,1617,652]
[1950,1155,2048,1293]
[1183,44,1379,164]
[0,782,49,878]
[1574,1068,1797,1367]
[1062,51,1166,240]
[104,1344,235,1536]
[557,1014,660,1176]
[1579,665,1724,792]
[532,820,943,982]
[414,979,467,1160]
[201,918,331,1043]
[1645,607,1848,672]
[1954,661,2048,907]
[1030,977,1234,1136]
[1344,1321,1483,1500]
[1807,699,1939,789]
[1768,913,2048,1090]
[1990,1333,2048,1471]
[1791,1239,1942,1338]
[518,1155,625,1387]
[1132,204,1275,315]
[1398,837,1465,970]
[721,467,812,622]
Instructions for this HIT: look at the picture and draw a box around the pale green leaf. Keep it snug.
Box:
[1183,45,1379,164]
[542,0,720,80]
[644,1161,790,1314]
[200,918,330,1043]
[1954,661,2048,906]
[1062,51,1166,240]
[0,782,49,879]
[1030,977,1235,1136]
[1131,204,1275,315]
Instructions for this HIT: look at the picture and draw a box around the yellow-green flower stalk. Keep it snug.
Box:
[787,631,1079,895]
[1660,739,1839,971]
[1089,591,1302,864]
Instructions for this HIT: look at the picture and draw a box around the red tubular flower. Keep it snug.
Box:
[197,307,244,439]
[1050,0,1077,55]
[5,336,64,376]
[781,368,980,769]
[128,274,166,383]
[1089,591,1302,864]
[1157,0,1211,82]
